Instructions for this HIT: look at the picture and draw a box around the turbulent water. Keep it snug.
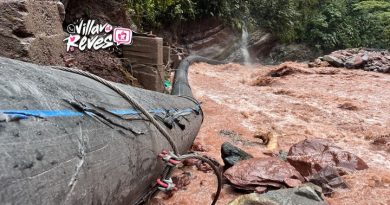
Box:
[240,26,251,65]
[155,62,390,205]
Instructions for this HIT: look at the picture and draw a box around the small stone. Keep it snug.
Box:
[191,142,208,152]
[221,142,252,169]
[35,150,44,161]
[285,178,303,188]
[254,186,267,194]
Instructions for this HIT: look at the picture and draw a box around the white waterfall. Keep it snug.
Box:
[241,26,251,65]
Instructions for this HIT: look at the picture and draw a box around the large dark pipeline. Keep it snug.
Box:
[171,56,225,97]
[0,56,221,205]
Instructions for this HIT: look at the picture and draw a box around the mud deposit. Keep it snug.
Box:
[153,62,390,205]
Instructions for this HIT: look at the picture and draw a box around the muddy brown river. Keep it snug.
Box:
[153,62,390,205]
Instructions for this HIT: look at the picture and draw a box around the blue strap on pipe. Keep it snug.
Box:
[0,106,200,120]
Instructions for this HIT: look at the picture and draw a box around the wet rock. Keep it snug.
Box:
[228,184,328,205]
[263,150,288,161]
[178,18,241,61]
[262,43,322,65]
[372,134,390,146]
[224,158,304,192]
[221,142,253,169]
[0,0,66,65]
[371,134,390,152]
[314,48,390,73]
[254,186,268,194]
[345,55,365,69]
[229,194,279,205]
[295,184,324,201]
[322,55,344,67]
[309,58,330,68]
[306,166,348,195]
[287,138,369,177]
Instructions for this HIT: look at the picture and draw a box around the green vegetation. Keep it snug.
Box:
[127,0,390,50]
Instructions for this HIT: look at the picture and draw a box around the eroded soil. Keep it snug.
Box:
[154,62,390,205]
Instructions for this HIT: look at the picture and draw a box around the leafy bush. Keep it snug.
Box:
[127,0,249,30]
[127,0,196,29]
[353,0,390,48]
[127,0,390,50]
[248,0,300,42]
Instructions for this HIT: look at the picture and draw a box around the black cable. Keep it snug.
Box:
[179,154,222,205]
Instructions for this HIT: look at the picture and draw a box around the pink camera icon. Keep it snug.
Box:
[113,28,132,45]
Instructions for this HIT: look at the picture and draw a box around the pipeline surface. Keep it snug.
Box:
[0,56,207,205]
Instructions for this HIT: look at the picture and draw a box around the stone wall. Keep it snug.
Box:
[0,0,140,87]
[0,0,66,65]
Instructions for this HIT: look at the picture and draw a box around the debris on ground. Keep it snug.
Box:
[287,138,369,177]
[228,183,328,205]
[224,158,304,192]
[253,129,279,151]
[63,50,140,86]
[172,172,192,190]
[221,142,253,169]
[311,48,390,73]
